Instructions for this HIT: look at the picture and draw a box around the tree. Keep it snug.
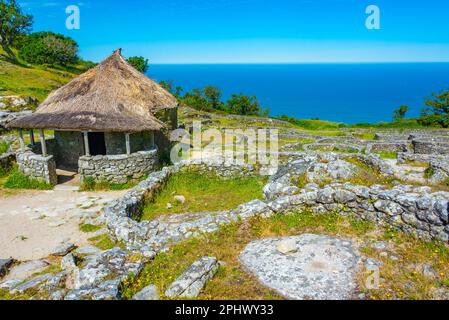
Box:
[182,89,209,111]
[0,0,33,62]
[226,94,262,116]
[420,89,449,128]
[393,105,409,121]
[19,32,78,66]
[127,56,149,73]
[203,86,224,111]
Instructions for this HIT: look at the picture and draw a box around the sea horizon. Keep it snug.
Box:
[148,63,449,124]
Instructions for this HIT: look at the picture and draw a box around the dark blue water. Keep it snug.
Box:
[148,64,449,124]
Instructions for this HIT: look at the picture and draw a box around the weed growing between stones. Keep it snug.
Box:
[141,170,265,221]
[121,211,449,300]
[88,234,124,251]
[80,224,102,233]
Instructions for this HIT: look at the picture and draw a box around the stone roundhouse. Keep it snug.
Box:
[8,49,178,185]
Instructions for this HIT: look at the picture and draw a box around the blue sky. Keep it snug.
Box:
[18,0,449,63]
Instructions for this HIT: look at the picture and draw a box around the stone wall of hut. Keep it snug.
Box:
[16,151,58,185]
[78,149,159,184]
[53,131,85,168]
[154,107,178,159]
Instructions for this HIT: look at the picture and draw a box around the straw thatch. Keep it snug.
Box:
[8,49,178,132]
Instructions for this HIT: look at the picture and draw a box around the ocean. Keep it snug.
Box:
[147,63,449,124]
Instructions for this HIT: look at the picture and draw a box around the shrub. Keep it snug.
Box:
[126,56,149,73]
[19,32,79,66]
[424,167,435,179]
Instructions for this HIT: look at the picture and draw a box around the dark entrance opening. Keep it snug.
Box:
[88,132,107,155]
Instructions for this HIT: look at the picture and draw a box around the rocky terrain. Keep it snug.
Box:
[1,107,449,300]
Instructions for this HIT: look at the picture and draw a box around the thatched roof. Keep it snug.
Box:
[8,49,178,132]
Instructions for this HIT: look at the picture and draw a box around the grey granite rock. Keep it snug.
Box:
[239,234,361,300]
[165,257,220,298]
[11,274,53,294]
[6,260,49,281]
[132,284,159,300]
[52,242,77,256]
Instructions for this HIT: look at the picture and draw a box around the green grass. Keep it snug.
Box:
[88,234,122,251]
[3,168,52,190]
[80,224,102,233]
[353,132,376,141]
[0,48,87,104]
[0,141,11,154]
[141,170,265,221]
[424,167,435,179]
[121,210,449,300]
[375,151,398,159]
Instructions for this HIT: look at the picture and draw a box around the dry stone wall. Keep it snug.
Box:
[16,152,57,185]
[78,150,159,184]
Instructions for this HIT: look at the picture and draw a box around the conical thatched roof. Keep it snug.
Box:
[8,49,178,132]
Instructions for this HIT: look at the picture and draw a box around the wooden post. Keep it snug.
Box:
[29,130,35,145]
[150,131,155,148]
[39,129,47,156]
[125,133,131,155]
[18,129,25,152]
[83,132,90,156]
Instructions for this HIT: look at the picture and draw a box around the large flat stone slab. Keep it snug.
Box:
[4,260,49,281]
[239,234,361,300]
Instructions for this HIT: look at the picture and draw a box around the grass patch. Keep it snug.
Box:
[88,234,123,251]
[375,151,398,159]
[80,224,102,233]
[405,160,429,168]
[122,210,449,300]
[3,168,52,190]
[353,132,376,141]
[141,170,265,221]
[80,176,143,192]
[344,157,398,187]
[0,141,11,154]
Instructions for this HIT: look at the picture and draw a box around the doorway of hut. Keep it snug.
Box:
[88,132,107,156]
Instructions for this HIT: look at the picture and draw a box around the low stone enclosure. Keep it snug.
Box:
[14,147,159,186]
[57,154,447,299]
[103,154,449,250]
[2,151,449,300]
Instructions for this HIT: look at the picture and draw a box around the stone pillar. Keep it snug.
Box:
[18,129,25,152]
[83,132,90,156]
[125,133,131,155]
[39,129,47,156]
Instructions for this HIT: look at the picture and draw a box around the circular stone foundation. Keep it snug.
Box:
[239,234,361,300]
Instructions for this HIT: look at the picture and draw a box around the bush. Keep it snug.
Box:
[126,56,149,73]
[19,32,78,66]
[3,168,52,190]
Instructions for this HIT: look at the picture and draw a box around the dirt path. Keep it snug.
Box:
[0,189,126,261]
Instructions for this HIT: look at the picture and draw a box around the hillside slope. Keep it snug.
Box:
[0,49,81,106]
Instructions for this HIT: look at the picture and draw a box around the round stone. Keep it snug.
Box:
[239,234,361,300]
